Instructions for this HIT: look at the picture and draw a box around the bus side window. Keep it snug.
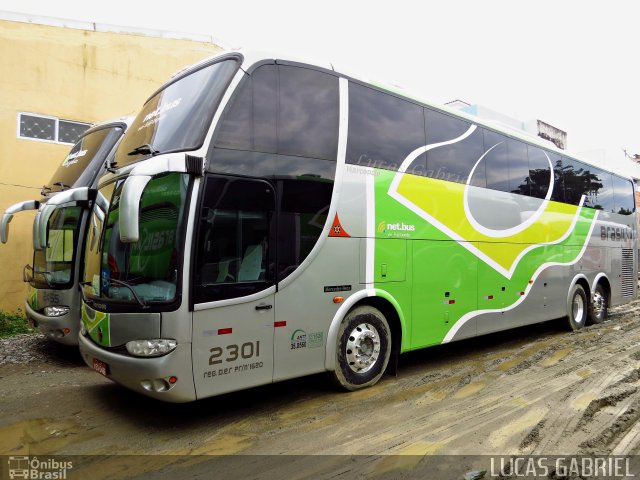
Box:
[613,175,636,215]
[193,176,276,304]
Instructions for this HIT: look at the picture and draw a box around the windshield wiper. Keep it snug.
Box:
[41,185,52,196]
[53,182,71,191]
[80,278,147,308]
[127,144,160,157]
[108,278,147,308]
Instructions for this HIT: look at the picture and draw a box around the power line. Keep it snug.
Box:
[0,182,41,190]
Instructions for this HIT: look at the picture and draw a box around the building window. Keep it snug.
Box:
[18,113,90,144]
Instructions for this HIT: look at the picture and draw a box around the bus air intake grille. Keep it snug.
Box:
[621,248,635,297]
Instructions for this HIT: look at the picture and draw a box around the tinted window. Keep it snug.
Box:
[347,83,425,171]
[118,59,239,167]
[277,177,333,281]
[586,169,614,211]
[214,65,338,161]
[561,158,587,206]
[483,130,510,192]
[425,109,484,185]
[193,176,276,303]
[46,126,123,193]
[550,153,565,202]
[527,146,552,199]
[278,66,339,160]
[613,175,635,215]
[507,139,529,195]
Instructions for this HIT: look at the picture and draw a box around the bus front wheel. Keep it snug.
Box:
[332,305,391,391]
[567,284,588,331]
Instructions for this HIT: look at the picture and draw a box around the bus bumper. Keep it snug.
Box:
[25,301,79,346]
[78,333,197,403]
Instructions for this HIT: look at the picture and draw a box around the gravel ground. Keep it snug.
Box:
[0,333,80,365]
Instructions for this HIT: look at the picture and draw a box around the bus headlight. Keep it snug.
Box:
[126,339,177,357]
[43,306,70,317]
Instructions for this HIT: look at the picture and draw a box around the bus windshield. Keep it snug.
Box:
[44,126,124,195]
[115,57,239,168]
[83,173,190,307]
[30,206,82,289]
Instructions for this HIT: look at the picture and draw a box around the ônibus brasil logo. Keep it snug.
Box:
[8,456,73,479]
[377,221,415,235]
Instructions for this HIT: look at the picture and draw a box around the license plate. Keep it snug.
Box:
[92,358,109,376]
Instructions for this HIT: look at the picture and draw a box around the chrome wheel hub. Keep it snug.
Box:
[592,291,605,318]
[573,294,585,323]
[345,323,381,374]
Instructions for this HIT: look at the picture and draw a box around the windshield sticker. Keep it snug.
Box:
[62,149,88,167]
[138,98,182,132]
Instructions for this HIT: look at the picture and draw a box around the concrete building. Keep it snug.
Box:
[0,12,223,312]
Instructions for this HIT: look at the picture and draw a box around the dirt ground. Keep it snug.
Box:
[2,302,640,478]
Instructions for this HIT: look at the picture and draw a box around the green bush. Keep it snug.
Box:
[0,309,33,337]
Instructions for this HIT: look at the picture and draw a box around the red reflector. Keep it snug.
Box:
[62,328,71,334]
[529,280,534,284]
[487,295,494,300]
[169,376,177,384]
[448,300,455,304]
[274,321,287,328]
[218,328,232,335]
[520,292,525,296]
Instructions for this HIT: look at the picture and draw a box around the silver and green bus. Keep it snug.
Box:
[1,118,131,344]
[78,51,637,402]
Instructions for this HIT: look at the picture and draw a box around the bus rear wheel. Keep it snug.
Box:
[588,283,608,324]
[567,284,588,331]
[332,306,391,391]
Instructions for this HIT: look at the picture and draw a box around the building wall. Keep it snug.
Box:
[0,18,222,312]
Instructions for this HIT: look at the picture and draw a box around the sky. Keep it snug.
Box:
[3,0,639,175]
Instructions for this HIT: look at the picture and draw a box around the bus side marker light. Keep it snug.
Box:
[274,321,287,327]
[333,296,344,304]
[169,376,177,384]
[520,292,525,296]
[486,295,494,300]
[218,328,233,335]
[443,300,455,305]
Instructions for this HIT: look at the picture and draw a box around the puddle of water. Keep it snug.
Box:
[539,348,571,367]
[488,408,547,450]
[572,392,597,410]
[576,368,593,378]
[371,441,444,475]
[507,397,530,407]
[453,382,486,399]
[187,434,254,455]
[0,418,101,455]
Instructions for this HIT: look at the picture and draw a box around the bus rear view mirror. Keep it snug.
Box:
[119,175,152,243]
[37,188,90,249]
[1,200,39,244]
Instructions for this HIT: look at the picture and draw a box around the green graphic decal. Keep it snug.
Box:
[81,302,111,347]
[373,169,597,350]
[27,286,38,311]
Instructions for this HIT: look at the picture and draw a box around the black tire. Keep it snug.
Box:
[332,306,391,391]
[567,284,588,331]
[588,283,608,324]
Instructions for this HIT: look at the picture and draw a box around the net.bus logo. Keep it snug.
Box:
[377,221,416,234]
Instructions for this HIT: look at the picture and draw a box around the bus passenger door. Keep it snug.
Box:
[191,176,277,399]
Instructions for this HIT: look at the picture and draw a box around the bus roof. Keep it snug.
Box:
[154,49,633,182]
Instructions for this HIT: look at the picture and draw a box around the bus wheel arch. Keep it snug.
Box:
[325,292,404,382]
[589,275,611,325]
[566,276,590,331]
